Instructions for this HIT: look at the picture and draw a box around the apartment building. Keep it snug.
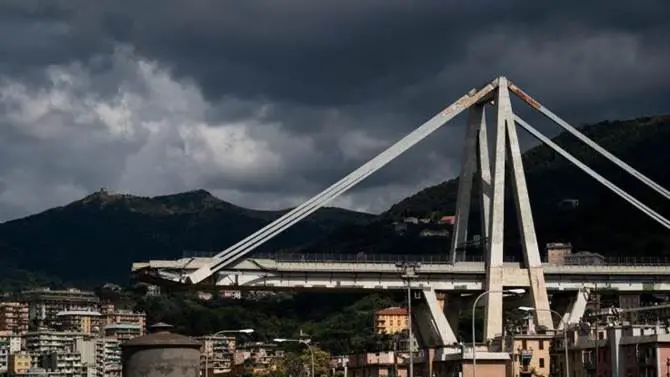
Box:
[550,323,670,377]
[504,334,552,377]
[8,352,32,375]
[99,304,146,335]
[54,311,102,335]
[38,351,85,376]
[0,339,9,372]
[24,331,88,354]
[102,324,142,343]
[347,351,409,377]
[375,307,408,335]
[0,332,23,353]
[22,289,99,329]
[237,342,284,375]
[199,336,236,376]
[0,302,30,334]
[94,338,121,377]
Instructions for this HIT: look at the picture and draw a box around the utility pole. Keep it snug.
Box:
[393,334,399,377]
[396,261,421,377]
[594,282,600,377]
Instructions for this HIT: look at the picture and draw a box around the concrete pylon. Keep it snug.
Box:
[479,77,553,339]
[449,103,490,262]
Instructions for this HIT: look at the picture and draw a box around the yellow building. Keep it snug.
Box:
[375,307,408,335]
[8,352,31,375]
[506,334,552,377]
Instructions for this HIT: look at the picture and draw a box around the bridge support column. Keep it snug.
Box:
[450,103,492,263]
[413,288,458,347]
[559,289,589,329]
[484,78,553,340]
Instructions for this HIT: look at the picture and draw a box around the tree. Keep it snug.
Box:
[277,347,331,377]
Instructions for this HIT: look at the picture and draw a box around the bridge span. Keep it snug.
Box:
[130,76,670,350]
[132,255,670,293]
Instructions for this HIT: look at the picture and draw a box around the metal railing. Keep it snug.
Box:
[181,250,670,266]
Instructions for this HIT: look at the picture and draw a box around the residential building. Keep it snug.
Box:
[38,351,84,376]
[54,311,102,334]
[0,339,9,372]
[236,342,284,375]
[199,336,235,376]
[220,290,242,300]
[103,323,143,343]
[25,330,87,354]
[375,307,408,335]
[22,288,99,329]
[504,334,552,377]
[95,338,121,377]
[347,351,408,377]
[8,352,32,375]
[99,306,146,336]
[0,302,30,334]
[75,338,96,377]
[551,323,670,377]
[0,331,23,353]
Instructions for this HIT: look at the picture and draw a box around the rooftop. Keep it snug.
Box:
[376,307,408,316]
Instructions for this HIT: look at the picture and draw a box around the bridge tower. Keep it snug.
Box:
[449,77,553,339]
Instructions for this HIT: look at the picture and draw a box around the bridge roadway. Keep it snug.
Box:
[132,255,670,292]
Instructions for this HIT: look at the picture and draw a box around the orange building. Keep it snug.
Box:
[375,307,409,335]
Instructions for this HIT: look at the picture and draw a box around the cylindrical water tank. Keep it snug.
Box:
[122,322,201,377]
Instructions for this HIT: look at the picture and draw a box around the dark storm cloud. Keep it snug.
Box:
[0,0,668,219]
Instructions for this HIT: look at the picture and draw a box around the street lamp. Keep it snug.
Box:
[205,329,255,377]
[395,261,421,377]
[518,306,569,377]
[274,336,314,377]
[471,288,525,377]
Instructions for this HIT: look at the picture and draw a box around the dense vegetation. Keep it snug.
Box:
[109,287,486,355]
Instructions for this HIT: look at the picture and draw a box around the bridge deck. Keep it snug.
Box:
[132,255,670,292]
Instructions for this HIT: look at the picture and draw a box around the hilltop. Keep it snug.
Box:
[0,189,373,286]
[306,115,670,259]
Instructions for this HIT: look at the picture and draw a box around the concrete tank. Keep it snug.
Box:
[122,322,201,377]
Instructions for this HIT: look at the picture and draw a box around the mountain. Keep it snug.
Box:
[306,115,670,259]
[0,189,374,286]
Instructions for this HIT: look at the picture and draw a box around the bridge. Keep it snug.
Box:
[132,76,670,351]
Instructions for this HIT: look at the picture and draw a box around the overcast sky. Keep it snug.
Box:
[0,1,668,221]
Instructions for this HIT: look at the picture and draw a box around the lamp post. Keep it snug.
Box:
[517,306,569,377]
[274,335,314,377]
[471,288,526,377]
[395,261,421,377]
[205,328,254,377]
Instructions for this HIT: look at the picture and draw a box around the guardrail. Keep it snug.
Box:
[181,250,670,266]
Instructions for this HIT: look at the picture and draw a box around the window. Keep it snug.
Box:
[539,340,544,350]
[522,339,527,349]
[539,358,545,368]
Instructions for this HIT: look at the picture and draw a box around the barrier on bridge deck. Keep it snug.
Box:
[180,250,670,266]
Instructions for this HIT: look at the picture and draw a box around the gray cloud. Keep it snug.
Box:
[0,1,668,220]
